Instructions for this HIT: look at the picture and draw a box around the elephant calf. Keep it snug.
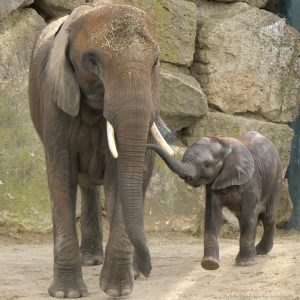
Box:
[148,131,282,269]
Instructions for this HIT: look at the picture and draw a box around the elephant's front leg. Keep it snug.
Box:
[201,188,222,270]
[46,153,87,298]
[100,162,134,297]
[236,213,257,266]
[80,186,104,266]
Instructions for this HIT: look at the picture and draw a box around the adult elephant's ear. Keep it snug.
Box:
[47,5,92,116]
[211,138,254,190]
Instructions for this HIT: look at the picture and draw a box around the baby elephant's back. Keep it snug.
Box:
[240,131,281,181]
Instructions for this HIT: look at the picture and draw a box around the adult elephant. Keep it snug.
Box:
[29,4,173,298]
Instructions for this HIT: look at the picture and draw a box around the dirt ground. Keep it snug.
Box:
[0,230,300,300]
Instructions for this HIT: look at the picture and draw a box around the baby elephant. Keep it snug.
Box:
[148,131,282,269]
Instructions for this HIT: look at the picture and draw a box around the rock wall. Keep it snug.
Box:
[193,1,300,123]
[0,7,50,231]
[0,0,299,233]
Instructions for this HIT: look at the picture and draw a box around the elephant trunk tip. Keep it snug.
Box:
[136,247,152,278]
[125,225,152,278]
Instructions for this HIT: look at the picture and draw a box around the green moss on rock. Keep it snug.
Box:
[115,0,198,66]
[0,9,50,232]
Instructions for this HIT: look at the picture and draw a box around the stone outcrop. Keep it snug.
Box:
[193,0,300,123]
[160,68,208,130]
[0,0,34,21]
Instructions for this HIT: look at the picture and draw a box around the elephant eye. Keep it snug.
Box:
[88,54,97,66]
[83,52,101,75]
[84,52,97,64]
[203,161,212,168]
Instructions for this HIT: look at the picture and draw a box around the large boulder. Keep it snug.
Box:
[192,1,300,123]
[34,0,86,18]
[160,68,208,130]
[0,0,34,21]
[0,9,50,231]
[115,0,198,66]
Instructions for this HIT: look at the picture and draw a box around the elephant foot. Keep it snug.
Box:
[235,254,256,267]
[201,256,220,270]
[256,243,272,256]
[81,250,104,266]
[100,255,134,297]
[48,276,87,298]
[80,241,103,266]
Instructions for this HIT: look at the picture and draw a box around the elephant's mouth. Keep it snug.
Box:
[183,174,210,188]
[182,175,194,186]
[84,97,103,110]
[183,176,199,187]
[81,89,105,110]
[107,120,174,159]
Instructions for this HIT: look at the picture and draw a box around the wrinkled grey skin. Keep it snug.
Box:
[29,4,163,298]
[148,131,282,269]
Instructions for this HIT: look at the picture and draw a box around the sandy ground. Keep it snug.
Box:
[0,231,300,300]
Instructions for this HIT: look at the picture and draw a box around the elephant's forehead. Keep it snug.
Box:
[193,139,223,155]
[89,6,157,59]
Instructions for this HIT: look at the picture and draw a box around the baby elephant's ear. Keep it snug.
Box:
[211,138,254,190]
[47,5,91,116]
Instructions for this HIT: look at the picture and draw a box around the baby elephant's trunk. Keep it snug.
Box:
[147,144,194,179]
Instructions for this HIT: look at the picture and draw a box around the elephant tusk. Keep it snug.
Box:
[151,123,175,156]
[107,121,118,159]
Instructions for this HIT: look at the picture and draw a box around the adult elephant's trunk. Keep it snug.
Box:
[147,144,195,179]
[106,120,174,278]
[104,71,155,277]
[117,122,151,277]
[104,70,173,277]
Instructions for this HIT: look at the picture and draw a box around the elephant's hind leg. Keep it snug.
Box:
[256,184,280,255]
[80,186,104,266]
[256,213,276,255]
